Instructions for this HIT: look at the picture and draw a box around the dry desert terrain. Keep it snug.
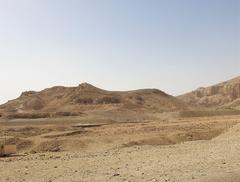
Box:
[1,113,240,182]
[1,77,240,182]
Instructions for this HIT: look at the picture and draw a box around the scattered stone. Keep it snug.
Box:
[113,173,120,177]
[30,150,37,154]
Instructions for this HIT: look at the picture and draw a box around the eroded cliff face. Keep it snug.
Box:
[179,76,240,108]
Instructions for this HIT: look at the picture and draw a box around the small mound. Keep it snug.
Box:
[122,137,174,147]
[33,140,63,152]
[4,137,33,151]
[122,128,224,148]
[43,130,86,138]
[33,139,86,153]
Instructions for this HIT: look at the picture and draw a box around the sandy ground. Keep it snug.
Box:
[0,114,240,182]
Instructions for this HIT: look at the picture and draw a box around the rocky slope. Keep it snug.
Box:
[179,76,240,109]
[0,83,186,118]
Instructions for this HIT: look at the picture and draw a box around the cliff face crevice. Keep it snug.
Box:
[179,77,240,108]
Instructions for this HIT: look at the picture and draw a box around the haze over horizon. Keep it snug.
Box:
[0,0,239,104]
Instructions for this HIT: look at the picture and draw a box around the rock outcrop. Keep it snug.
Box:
[0,83,186,118]
[179,76,240,109]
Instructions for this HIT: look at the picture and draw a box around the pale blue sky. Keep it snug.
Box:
[0,0,239,104]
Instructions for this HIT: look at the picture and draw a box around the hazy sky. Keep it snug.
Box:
[0,0,239,104]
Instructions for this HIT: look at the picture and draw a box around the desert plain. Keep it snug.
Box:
[0,77,240,182]
[1,113,240,182]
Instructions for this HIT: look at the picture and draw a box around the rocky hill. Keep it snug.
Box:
[178,76,240,109]
[0,83,186,119]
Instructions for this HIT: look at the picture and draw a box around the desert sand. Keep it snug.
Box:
[0,114,240,182]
